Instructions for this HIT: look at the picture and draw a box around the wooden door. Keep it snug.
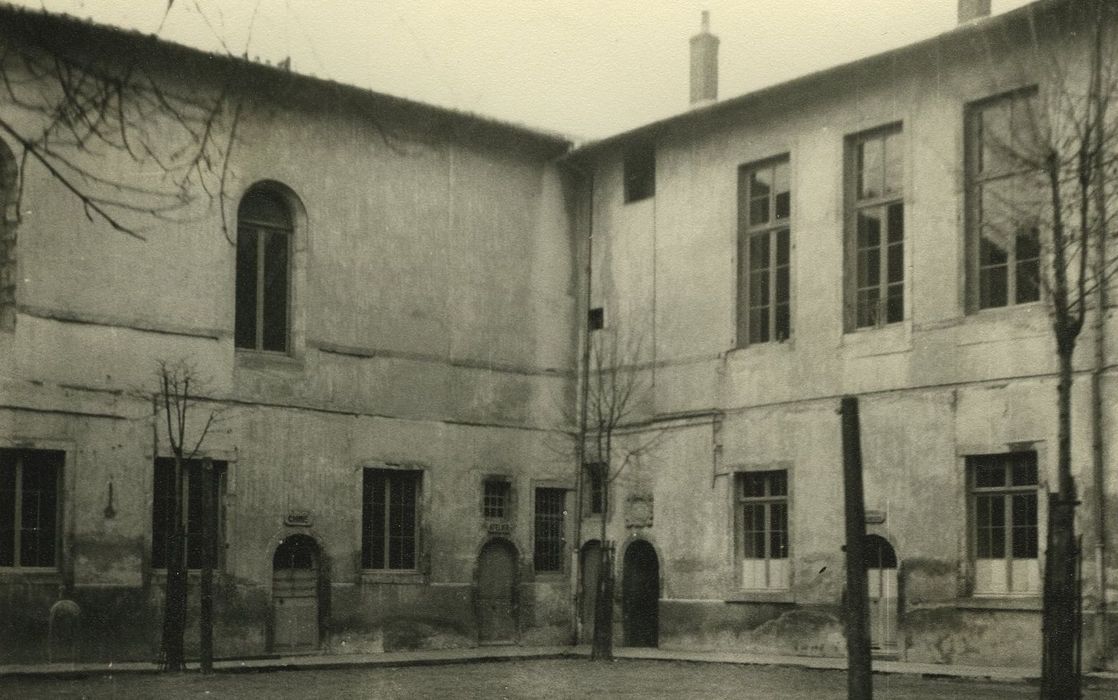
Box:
[477,540,517,644]
[865,535,898,650]
[622,540,659,647]
[273,535,319,650]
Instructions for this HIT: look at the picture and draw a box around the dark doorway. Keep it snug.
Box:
[622,539,659,647]
[477,539,518,644]
[579,541,602,644]
[865,534,898,650]
[272,534,320,651]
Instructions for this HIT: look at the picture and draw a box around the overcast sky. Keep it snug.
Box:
[13,0,1035,140]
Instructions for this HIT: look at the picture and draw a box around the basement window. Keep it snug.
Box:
[623,144,656,203]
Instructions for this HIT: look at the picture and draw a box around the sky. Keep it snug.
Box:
[10,0,1036,140]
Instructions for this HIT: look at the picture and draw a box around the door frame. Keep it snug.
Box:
[864,533,899,651]
[620,537,661,648]
[269,533,325,652]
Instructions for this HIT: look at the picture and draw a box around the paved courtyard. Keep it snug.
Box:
[1,659,1112,699]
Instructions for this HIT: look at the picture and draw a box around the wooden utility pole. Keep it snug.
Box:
[840,396,872,700]
[200,457,215,674]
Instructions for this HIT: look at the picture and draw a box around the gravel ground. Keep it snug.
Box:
[0,659,1108,699]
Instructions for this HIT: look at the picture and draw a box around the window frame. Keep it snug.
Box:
[737,156,792,346]
[965,88,1043,312]
[845,124,905,331]
[967,452,1040,597]
[735,469,790,591]
[361,468,422,572]
[0,448,62,571]
[235,187,294,354]
[533,487,567,573]
[150,457,227,572]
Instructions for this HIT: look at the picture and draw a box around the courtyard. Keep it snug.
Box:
[2,659,1114,699]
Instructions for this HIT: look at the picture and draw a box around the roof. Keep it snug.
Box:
[0,1,573,158]
[565,0,1065,160]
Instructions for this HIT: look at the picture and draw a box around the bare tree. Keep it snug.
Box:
[578,327,662,660]
[978,3,1118,695]
[0,3,241,240]
[153,359,216,672]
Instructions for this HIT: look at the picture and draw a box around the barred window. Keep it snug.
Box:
[533,488,566,572]
[362,469,420,570]
[483,479,511,520]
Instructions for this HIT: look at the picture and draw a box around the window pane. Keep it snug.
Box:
[262,231,289,352]
[742,473,766,498]
[1011,493,1038,559]
[975,462,1006,487]
[886,283,904,324]
[769,503,788,558]
[858,138,884,199]
[883,132,903,196]
[234,227,259,349]
[857,208,882,249]
[775,229,790,267]
[887,202,904,245]
[858,247,881,288]
[151,458,173,569]
[1011,456,1038,486]
[239,189,291,229]
[1016,232,1041,303]
[743,504,764,558]
[887,243,904,284]
[362,471,386,569]
[0,456,14,567]
[979,100,1012,175]
[534,488,565,571]
[750,169,772,226]
[856,288,880,328]
[775,304,790,342]
[769,471,787,496]
[979,263,1008,309]
[19,453,58,567]
[750,307,769,345]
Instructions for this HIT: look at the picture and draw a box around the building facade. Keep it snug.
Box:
[2,0,1118,671]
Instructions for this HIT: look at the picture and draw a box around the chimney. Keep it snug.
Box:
[957,0,992,23]
[690,10,719,106]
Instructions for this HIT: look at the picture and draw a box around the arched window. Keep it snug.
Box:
[0,138,18,330]
[235,186,292,352]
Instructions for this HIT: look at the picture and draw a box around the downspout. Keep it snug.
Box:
[1090,1,1109,666]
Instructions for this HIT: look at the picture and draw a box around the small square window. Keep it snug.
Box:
[588,307,604,331]
[483,479,511,520]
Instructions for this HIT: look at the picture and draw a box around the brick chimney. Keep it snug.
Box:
[958,0,991,23]
[690,10,719,106]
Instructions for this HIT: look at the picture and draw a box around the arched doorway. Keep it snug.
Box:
[622,539,659,647]
[272,534,320,651]
[865,535,898,651]
[477,539,518,644]
[579,541,602,644]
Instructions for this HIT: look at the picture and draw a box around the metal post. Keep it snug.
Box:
[840,396,872,700]
[200,458,214,673]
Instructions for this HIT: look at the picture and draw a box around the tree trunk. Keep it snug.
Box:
[591,544,614,660]
[1041,348,1080,698]
[200,458,214,674]
[161,457,188,672]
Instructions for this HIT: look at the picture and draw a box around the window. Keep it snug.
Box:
[235,187,292,352]
[362,469,420,570]
[0,449,61,569]
[482,479,511,520]
[737,470,789,589]
[588,307,604,332]
[623,144,655,203]
[151,458,226,570]
[584,463,605,515]
[534,488,566,572]
[737,158,791,345]
[967,90,1043,310]
[847,127,904,329]
[969,452,1039,595]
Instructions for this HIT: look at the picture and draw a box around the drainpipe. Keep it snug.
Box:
[1090,3,1109,666]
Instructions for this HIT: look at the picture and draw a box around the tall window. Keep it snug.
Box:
[0,449,61,569]
[738,158,791,345]
[235,187,292,352]
[967,90,1042,310]
[623,143,655,203]
[362,469,420,570]
[151,458,226,570]
[970,452,1039,595]
[584,464,605,516]
[737,470,789,590]
[482,478,511,520]
[534,488,566,572]
[847,127,904,329]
